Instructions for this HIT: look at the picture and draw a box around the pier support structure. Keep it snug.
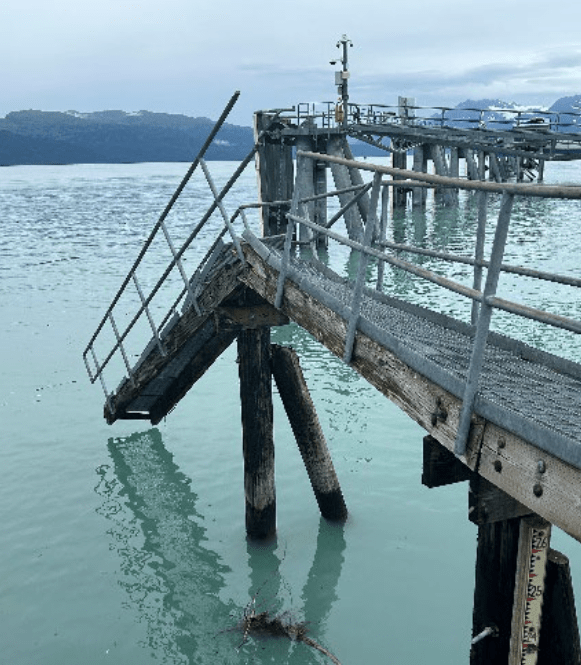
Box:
[238,327,276,540]
[422,435,581,664]
[271,344,348,521]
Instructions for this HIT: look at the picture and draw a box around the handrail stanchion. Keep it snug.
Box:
[454,191,515,458]
[344,171,382,363]
[132,274,166,356]
[472,153,488,325]
[199,159,245,263]
[91,346,112,412]
[375,183,390,291]
[108,312,135,386]
[159,219,200,313]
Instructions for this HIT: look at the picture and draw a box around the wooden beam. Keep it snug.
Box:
[469,476,532,525]
[422,434,472,488]
[238,327,276,540]
[271,344,347,521]
[214,304,289,330]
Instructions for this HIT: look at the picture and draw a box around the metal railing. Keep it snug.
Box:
[267,101,581,135]
[270,150,581,458]
[84,129,581,464]
[82,93,280,409]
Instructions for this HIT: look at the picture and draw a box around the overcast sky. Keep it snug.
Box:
[3,0,581,125]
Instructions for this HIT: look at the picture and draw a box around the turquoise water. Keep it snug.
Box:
[1,160,580,664]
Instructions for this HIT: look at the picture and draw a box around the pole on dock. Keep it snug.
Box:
[412,145,427,209]
[238,328,276,540]
[271,344,348,521]
[295,134,316,244]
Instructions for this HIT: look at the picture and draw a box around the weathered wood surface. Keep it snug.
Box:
[538,549,581,665]
[238,327,276,540]
[105,246,288,425]
[254,112,294,236]
[105,245,243,423]
[470,517,521,664]
[102,238,581,543]
[239,243,581,543]
[422,434,472,488]
[469,476,532,526]
[271,344,348,521]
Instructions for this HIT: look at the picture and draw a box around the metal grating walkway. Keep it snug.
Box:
[244,236,581,467]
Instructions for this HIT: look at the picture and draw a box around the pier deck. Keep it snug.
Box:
[101,232,581,542]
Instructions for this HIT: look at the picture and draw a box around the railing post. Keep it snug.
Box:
[455,191,515,458]
[375,183,390,291]
[132,274,166,356]
[472,153,488,325]
[199,159,245,262]
[344,171,382,363]
[274,174,302,309]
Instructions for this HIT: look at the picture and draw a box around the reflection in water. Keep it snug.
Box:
[96,428,346,664]
[96,428,238,663]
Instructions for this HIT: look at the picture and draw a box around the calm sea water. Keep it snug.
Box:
[1,158,580,664]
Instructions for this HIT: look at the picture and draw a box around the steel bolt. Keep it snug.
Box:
[498,437,506,449]
[533,483,544,497]
[494,460,502,473]
[537,460,546,474]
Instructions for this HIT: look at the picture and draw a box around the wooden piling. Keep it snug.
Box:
[271,344,348,521]
[465,148,479,180]
[392,146,407,208]
[295,134,316,244]
[314,153,328,246]
[471,517,521,664]
[538,549,581,664]
[238,327,276,540]
[450,146,460,204]
[343,138,371,223]
[254,112,293,237]
[327,135,364,240]
[412,145,427,209]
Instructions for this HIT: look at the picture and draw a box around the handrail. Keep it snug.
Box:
[297,151,581,199]
[279,151,581,459]
[82,96,284,395]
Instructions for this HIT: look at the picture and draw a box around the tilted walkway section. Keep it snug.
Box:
[83,106,581,541]
[105,231,581,483]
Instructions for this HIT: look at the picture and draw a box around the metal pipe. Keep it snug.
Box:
[199,158,245,263]
[455,192,515,458]
[343,172,382,363]
[297,151,581,199]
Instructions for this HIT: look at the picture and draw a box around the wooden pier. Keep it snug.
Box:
[84,86,581,663]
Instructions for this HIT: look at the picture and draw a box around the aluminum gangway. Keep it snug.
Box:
[83,113,581,544]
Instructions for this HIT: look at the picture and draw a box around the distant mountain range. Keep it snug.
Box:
[1,95,580,166]
[0,110,255,166]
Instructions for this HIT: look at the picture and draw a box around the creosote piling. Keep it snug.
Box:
[271,344,348,522]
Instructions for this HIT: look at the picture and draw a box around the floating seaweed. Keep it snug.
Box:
[237,600,341,665]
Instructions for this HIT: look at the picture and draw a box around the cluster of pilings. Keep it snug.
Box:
[238,327,347,540]
[254,113,546,241]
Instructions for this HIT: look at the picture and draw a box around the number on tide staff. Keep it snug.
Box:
[509,515,551,665]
